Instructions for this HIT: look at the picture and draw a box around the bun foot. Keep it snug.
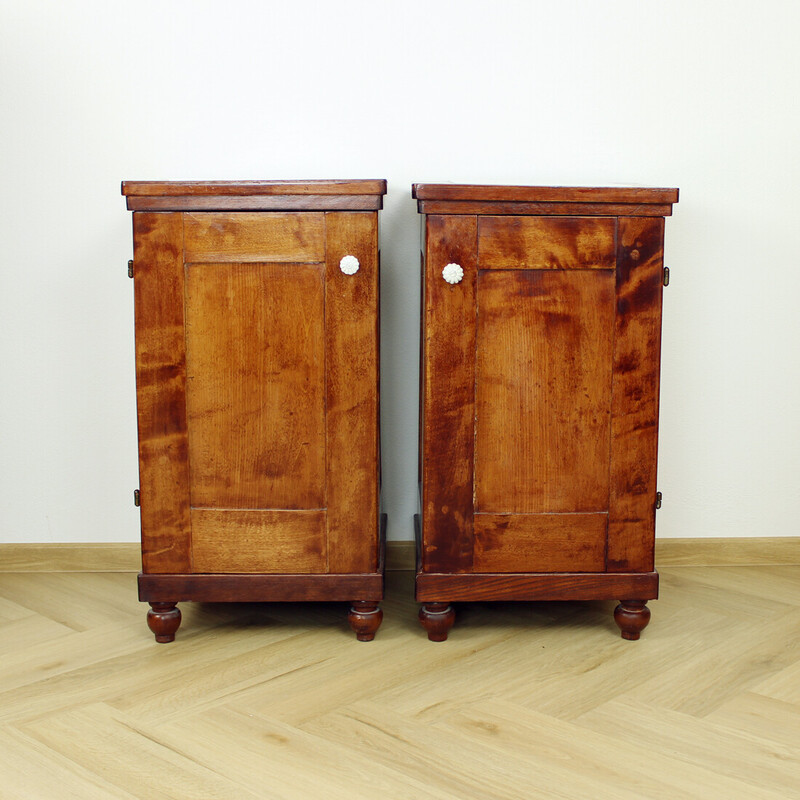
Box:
[348,602,383,641]
[147,602,182,643]
[614,600,651,640]
[419,603,455,642]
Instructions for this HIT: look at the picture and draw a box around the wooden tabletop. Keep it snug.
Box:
[412,184,679,217]
[122,180,387,211]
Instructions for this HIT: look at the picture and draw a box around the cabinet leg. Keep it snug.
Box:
[146,602,182,643]
[348,602,383,642]
[613,600,651,640]
[419,603,455,642]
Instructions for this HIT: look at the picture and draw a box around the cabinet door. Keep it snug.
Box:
[133,211,378,574]
[421,215,663,574]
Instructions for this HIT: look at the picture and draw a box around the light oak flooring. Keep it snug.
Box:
[1,566,799,799]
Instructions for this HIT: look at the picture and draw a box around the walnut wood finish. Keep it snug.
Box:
[416,200,675,217]
[614,600,652,640]
[347,602,384,642]
[478,216,616,270]
[124,179,388,196]
[420,215,478,574]
[126,195,384,212]
[473,513,607,573]
[418,603,456,642]
[415,185,676,638]
[190,509,327,574]
[132,212,192,574]
[146,602,182,643]
[184,262,327,511]
[138,571,384,604]
[324,213,380,575]
[126,180,386,641]
[412,184,678,204]
[607,217,665,573]
[123,180,387,211]
[474,269,615,514]
[183,212,325,262]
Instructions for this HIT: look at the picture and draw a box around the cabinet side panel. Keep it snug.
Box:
[133,212,192,573]
[475,269,615,513]
[607,217,665,572]
[184,262,326,510]
[325,212,380,573]
[421,215,478,573]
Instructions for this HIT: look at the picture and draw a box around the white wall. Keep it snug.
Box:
[2,0,799,544]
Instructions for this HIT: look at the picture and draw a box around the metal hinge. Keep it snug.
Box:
[655,491,662,510]
[133,489,140,507]
[663,266,670,286]
[128,260,134,278]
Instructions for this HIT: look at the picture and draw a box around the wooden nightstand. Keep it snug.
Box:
[413,183,678,640]
[122,180,386,642]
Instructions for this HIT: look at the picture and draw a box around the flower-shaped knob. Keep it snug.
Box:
[339,255,360,275]
[442,263,464,284]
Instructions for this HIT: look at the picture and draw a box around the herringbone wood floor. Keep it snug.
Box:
[1,566,798,799]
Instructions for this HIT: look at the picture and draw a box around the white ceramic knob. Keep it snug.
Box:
[339,255,360,275]
[442,263,464,284]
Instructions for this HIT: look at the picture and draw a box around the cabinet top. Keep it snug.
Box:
[412,184,678,217]
[122,179,387,212]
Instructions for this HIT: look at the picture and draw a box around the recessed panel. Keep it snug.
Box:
[184,212,325,262]
[185,262,326,510]
[478,216,616,269]
[191,509,326,573]
[474,513,608,573]
[475,269,615,513]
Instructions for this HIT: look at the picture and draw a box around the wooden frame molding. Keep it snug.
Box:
[1,538,799,573]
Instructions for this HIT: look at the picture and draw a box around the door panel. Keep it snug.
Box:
[475,269,615,514]
[184,261,326,511]
[478,216,616,269]
[135,210,380,576]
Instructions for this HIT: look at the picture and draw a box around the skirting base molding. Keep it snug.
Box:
[0,538,798,573]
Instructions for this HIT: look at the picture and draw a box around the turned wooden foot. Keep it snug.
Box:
[348,602,383,641]
[147,602,182,643]
[614,600,651,640]
[419,603,455,642]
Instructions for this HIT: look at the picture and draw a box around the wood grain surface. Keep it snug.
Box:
[183,212,325,263]
[417,200,675,217]
[412,184,679,204]
[126,195,383,212]
[415,567,658,602]
[475,269,615,513]
[190,509,326,574]
[4,565,800,799]
[138,572,383,603]
[324,212,380,574]
[421,215,478,573]
[184,262,326,511]
[123,179,388,196]
[473,513,608,573]
[478,216,616,269]
[132,212,192,574]
[607,217,665,572]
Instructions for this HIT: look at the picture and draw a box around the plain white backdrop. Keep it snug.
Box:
[1,0,799,544]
